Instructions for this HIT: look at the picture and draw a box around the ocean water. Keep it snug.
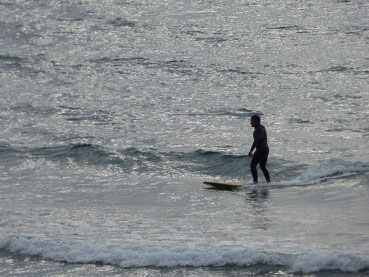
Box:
[1,0,369,276]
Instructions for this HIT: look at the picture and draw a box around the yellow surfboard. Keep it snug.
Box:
[204,181,280,190]
[203,181,245,190]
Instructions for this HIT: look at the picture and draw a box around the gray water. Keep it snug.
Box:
[1,0,369,276]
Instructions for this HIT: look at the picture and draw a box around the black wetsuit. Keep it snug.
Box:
[250,124,270,183]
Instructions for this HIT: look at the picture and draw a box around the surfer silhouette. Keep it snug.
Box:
[248,115,271,184]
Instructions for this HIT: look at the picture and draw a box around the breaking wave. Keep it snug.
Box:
[1,236,368,273]
[1,143,368,183]
[276,158,369,187]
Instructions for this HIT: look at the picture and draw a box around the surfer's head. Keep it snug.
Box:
[250,115,260,127]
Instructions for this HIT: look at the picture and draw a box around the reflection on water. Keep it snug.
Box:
[245,189,271,230]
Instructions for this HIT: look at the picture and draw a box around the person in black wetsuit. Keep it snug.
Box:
[248,115,271,184]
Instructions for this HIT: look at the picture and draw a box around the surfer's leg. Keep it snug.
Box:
[259,150,270,182]
[250,152,260,183]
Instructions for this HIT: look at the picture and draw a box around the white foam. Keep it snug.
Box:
[276,159,369,187]
[1,235,368,273]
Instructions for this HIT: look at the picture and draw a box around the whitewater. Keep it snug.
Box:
[1,0,369,276]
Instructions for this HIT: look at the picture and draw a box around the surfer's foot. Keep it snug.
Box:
[253,181,258,184]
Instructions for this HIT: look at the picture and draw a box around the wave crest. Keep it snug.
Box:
[1,236,368,273]
[278,158,369,186]
[1,143,368,183]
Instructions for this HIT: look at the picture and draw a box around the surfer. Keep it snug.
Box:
[248,115,271,184]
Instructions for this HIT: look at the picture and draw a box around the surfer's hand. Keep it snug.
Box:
[248,151,253,157]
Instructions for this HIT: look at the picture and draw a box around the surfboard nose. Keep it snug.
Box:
[203,181,245,190]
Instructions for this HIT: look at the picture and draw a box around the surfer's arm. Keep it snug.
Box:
[250,127,265,153]
[249,140,257,156]
[250,141,256,152]
[249,128,260,154]
[249,142,256,156]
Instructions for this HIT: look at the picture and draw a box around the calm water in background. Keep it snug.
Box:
[0,0,369,276]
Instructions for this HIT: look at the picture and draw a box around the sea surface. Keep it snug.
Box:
[1,0,369,276]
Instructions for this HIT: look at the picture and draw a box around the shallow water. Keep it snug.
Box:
[1,0,369,276]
